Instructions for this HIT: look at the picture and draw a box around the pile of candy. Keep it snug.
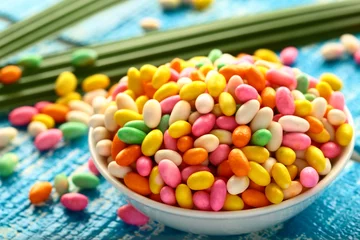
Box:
[88,48,353,212]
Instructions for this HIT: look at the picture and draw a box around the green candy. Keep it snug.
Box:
[157,114,170,133]
[54,173,69,195]
[71,49,98,67]
[208,49,222,63]
[195,62,204,68]
[304,93,316,101]
[72,172,99,189]
[117,127,146,144]
[0,153,18,177]
[296,74,309,94]
[59,122,88,140]
[251,129,272,146]
[18,54,43,68]
[124,120,151,133]
[217,62,227,70]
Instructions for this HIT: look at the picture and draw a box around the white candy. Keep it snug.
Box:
[169,100,191,125]
[69,100,94,115]
[262,157,277,175]
[278,115,310,132]
[311,97,327,119]
[210,129,232,145]
[116,93,138,112]
[108,161,131,178]
[205,70,218,83]
[250,107,273,132]
[92,96,108,114]
[193,134,219,152]
[282,181,303,200]
[140,18,160,31]
[235,99,260,125]
[93,126,111,143]
[291,90,305,100]
[307,88,319,97]
[95,139,112,157]
[89,114,105,128]
[294,159,309,172]
[143,99,162,128]
[27,121,47,137]
[321,118,335,141]
[83,89,107,105]
[327,109,346,126]
[227,175,249,195]
[195,93,214,114]
[66,110,90,125]
[254,59,279,69]
[340,34,360,54]
[104,105,118,132]
[155,149,182,166]
[188,111,201,125]
[319,158,332,175]
[0,127,18,147]
[177,77,192,89]
[321,42,345,60]
[266,121,283,152]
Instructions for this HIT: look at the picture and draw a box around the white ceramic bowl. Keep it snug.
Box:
[89,108,354,235]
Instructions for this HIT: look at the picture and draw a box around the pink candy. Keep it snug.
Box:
[179,67,196,78]
[354,49,360,64]
[210,179,226,211]
[117,204,149,226]
[280,46,298,66]
[282,133,311,150]
[181,166,210,182]
[276,87,295,115]
[34,101,52,112]
[209,144,231,165]
[226,75,243,98]
[88,158,100,175]
[320,142,341,159]
[160,186,176,205]
[308,76,319,89]
[111,82,127,100]
[266,69,296,87]
[329,92,345,110]
[160,95,181,114]
[61,193,88,211]
[193,191,211,210]
[300,167,319,188]
[216,116,238,131]
[136,156,153,177]
[158,159,181,188]
[9,106,38,126]
[169,68,179,82]
[34,129,63,151]
[192,113,216,137]
[164,130,177,151]
[235,85,258,103]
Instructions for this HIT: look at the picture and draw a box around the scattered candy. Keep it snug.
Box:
[0,65,22,84]
[140,18,161,32]
[18,54,43,68]
[117,204,149,226]
[54,173,69,195]
[71,49,98,67]
[321,42,345,61]
[0,153,19,177]
[61,193,89,211]
[0,127,18,147]
[29,182,52,204]
[72,172,100,189]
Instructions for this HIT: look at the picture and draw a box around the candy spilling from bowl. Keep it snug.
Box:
[89,48,354,217]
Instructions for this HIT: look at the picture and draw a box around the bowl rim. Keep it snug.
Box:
[89,107,354,219]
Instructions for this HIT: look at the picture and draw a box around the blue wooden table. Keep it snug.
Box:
[1,0,360,239]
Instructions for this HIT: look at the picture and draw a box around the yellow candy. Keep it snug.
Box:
[207,73,226,97]
[153,82,179,102]
[127,67,144,97]
[222,194,244,211]
[211,103,223,117]
[140,64,157,82]
[294,99,312,117]
[275,147,296,165]
[192,0,213,10]
[56,92,82,105]
[256,65,268,77]
[124,89,136,100]
[55,71,77,96]
[141,130,163,156]
[199,64,214,76]
[316,81,333,100]
[271,163,292,189]
[187,171,215,190]
[32,114,55,129]
[305,146,326,172]
[175,184,193,209]
[168,120,191,138]
[320,73,342,91]
[241,146,269,163]
[248,161,271,186]
[286,165,298,180]
[149,166,164,194]
[219,92,236,116]
[114,109,143,127]
[180,81,206,100]
[265,183,284,204]
[210,129,232,145]
[82,74,110,92]
[254,49,280,63]
[152,65,171,89]
[307,128,330,143]
[135,95,149,114]
[335,123,353,146]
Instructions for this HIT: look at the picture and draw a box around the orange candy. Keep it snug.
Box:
[189,70,205,81]
[261,87,276,109]
[170,58,182,73]
[219,65,248,81]
[249,180,265,192]
[217,160,233,178]
[143,81,157,98]
[244,66,266,91]
[228,149,250,177]
[177,136,194,152]
[107,83,119,98]
[183,148,208,165]
[41,104,69,123]
[325,104,334,117]
[305,116,324,134]
[124,172,151,196]
[111,134,127,160]
[232,125,251,148]
[115,145,141,166]
[0,65,22,84]
[242,189,270,208]
[29,182,52,204]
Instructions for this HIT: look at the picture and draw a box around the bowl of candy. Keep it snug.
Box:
[89,51,355,235]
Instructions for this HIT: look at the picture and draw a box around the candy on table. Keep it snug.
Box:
[18,54,43,68]
[0,153,19,177]
[89,47,353,216]
[71,48,98,67]
[54,173,69,195]
[0,65,22,84]
[280,46,298,66]
[61,193,89,211]
[321,42,345,61]
[192,0,213,10]
[29,182,52,204]
[117,204,149,226]
[140,18,161,32]
[0,127,18,147]
[159,0,182,10]
[321,33,360,62]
